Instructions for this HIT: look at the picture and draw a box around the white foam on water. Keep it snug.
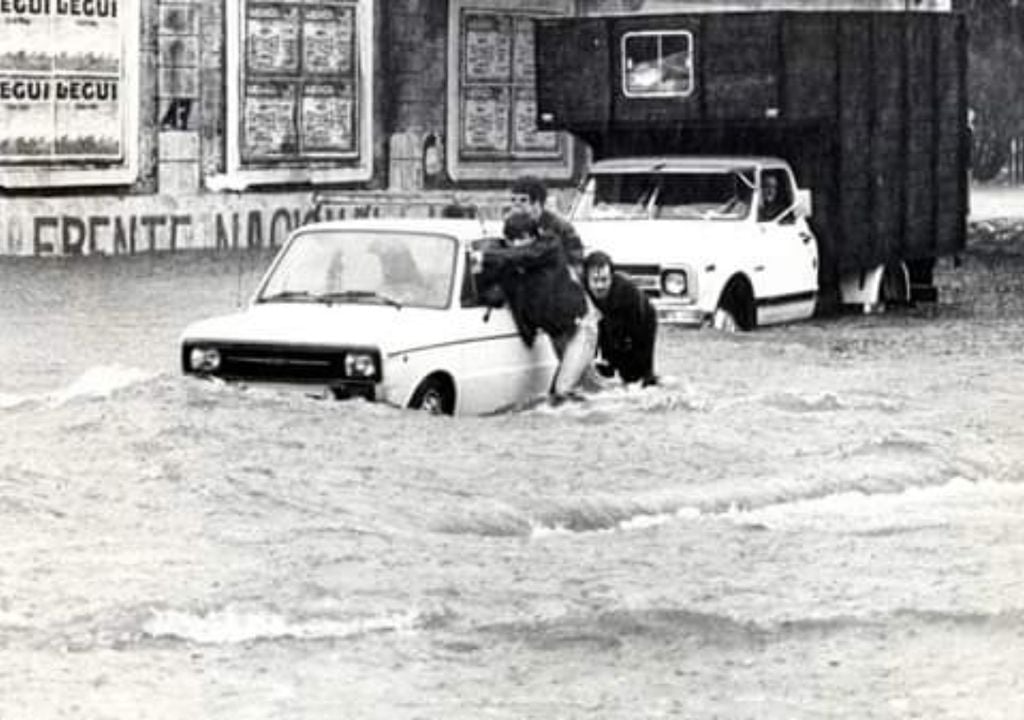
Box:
[529,504,702,538]
[528,477,1024,540]
[723,477,1024,532]
[141,605,421,645]
[0,392,32,410]
[45,365,157,408]
[527,376,708,418]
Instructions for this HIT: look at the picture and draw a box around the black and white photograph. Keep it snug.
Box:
[2,0,1023,718]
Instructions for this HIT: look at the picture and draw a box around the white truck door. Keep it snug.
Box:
[755,169,819,325]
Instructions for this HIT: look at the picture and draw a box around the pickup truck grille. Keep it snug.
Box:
[616,264,662,296]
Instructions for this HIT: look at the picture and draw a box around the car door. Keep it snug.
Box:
[448,250,558,413]
[755,169,819,325]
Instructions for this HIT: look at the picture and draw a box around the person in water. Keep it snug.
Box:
[583,250,659,387]
[478,211,599,402]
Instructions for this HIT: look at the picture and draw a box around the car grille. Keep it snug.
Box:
[183,342,379,385]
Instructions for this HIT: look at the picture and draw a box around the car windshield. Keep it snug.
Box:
[573,170,754,221]
[258,230,457,309]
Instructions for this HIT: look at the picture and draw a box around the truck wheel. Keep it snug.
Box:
[714,278,756,332]
[409,375,455,415]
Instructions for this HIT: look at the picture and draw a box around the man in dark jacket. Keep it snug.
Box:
[510,175,584,275]
[583,250,659,387]
[479,212,597,401]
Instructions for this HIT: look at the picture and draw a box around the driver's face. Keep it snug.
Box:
[587,265,612,300]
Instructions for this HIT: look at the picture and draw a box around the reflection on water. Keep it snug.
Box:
[2,249,1024,719]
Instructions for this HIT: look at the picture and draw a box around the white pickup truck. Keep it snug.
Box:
[570,156,820,330]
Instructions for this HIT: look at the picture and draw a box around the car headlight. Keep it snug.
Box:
[188,347,221,373]
[661,270,688,296]
[344,352,376,379]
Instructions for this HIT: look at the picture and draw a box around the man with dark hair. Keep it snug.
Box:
[510,175,584,273]
[583,250,659,387]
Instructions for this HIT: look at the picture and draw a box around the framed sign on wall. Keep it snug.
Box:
[446,0,573,182]
[0,0,140,188]
[213,0,373,190]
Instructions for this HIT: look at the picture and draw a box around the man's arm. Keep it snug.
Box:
[543,212,584,269]
[482,236,560,273]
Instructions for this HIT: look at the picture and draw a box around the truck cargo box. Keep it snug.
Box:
[535,12,968,288]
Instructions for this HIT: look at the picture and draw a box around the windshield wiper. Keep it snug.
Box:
[258,290,318,303]
[317,290,403,309]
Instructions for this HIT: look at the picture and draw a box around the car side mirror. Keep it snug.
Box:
[794,189,813,219]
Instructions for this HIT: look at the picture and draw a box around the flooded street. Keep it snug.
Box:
[2,231,1024,719]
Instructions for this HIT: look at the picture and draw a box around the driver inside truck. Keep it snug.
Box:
[758,171,792,222]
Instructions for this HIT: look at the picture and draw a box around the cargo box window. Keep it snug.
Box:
[622,31,694,98]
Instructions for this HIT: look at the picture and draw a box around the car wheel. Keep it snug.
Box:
[409,375,455,415]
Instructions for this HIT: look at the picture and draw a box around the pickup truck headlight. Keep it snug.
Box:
[661,270,688,296]
[344,352,377,379]
[188,347,221,373]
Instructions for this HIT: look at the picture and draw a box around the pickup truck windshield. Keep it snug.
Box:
[574,170,754,221]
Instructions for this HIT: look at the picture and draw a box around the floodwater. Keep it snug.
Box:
[2,229,1024,719]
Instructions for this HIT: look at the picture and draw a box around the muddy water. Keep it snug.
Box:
[1,237,1023,719]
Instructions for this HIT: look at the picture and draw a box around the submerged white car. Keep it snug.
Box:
[180,219,558,415]
[571,156,820,330]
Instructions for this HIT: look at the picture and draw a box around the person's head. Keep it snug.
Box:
[510,175,547,220]
[503,210,539,247]
[583,250,614,300]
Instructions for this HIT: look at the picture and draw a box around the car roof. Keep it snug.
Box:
[292,217,501,242]
[589,156,787,173]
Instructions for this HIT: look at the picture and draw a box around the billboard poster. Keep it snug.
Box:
[461,86,509,157]
[301,82,354,153]
[242,82,298,159]
[463,14,511,83]
[511,87,559,156]
[458,10,563,162]
[0,0,125,163]
[246,3,300,74]
[241,0,360,164]
[303,4,354,75]
[511,17,535,84]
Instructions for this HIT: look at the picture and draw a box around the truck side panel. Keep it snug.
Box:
[905,16,938,263]
[535,11,968,282]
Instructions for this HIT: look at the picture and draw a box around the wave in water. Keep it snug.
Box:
[0,364,157,411]
[435,476,1024,540]
[141,605,422,645]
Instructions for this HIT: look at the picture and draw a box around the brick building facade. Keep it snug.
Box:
[0,0,950,256]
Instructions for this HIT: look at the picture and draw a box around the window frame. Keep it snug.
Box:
[621,29,695,100]
[445,0,573,182]
[211,0,374,191]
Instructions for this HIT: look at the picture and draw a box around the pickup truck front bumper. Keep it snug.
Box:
[652,301,708,326]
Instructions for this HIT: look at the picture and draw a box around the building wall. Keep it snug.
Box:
[0,0,953,256]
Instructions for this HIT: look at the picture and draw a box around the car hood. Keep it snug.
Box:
[573,219,749,268]
[181,302,459,355]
